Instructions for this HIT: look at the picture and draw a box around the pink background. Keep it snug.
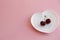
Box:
[0,0,60,40]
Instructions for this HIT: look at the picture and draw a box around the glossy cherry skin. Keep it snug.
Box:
[40,21,46,26]
[46,19,51,24]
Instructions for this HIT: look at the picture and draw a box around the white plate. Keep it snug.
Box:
[31,10,58,33]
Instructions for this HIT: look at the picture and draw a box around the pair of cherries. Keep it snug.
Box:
[40,19,51,26]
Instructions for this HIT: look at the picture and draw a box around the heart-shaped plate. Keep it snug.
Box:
[31,10,58,33]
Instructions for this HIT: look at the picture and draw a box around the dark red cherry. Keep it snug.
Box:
[46,19,51,24]
[40,21,46,26]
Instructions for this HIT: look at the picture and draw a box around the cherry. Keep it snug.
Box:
[46,19,51,24]
[40,21,46,26]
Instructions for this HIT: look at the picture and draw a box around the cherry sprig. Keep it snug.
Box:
[40,19,51,26]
